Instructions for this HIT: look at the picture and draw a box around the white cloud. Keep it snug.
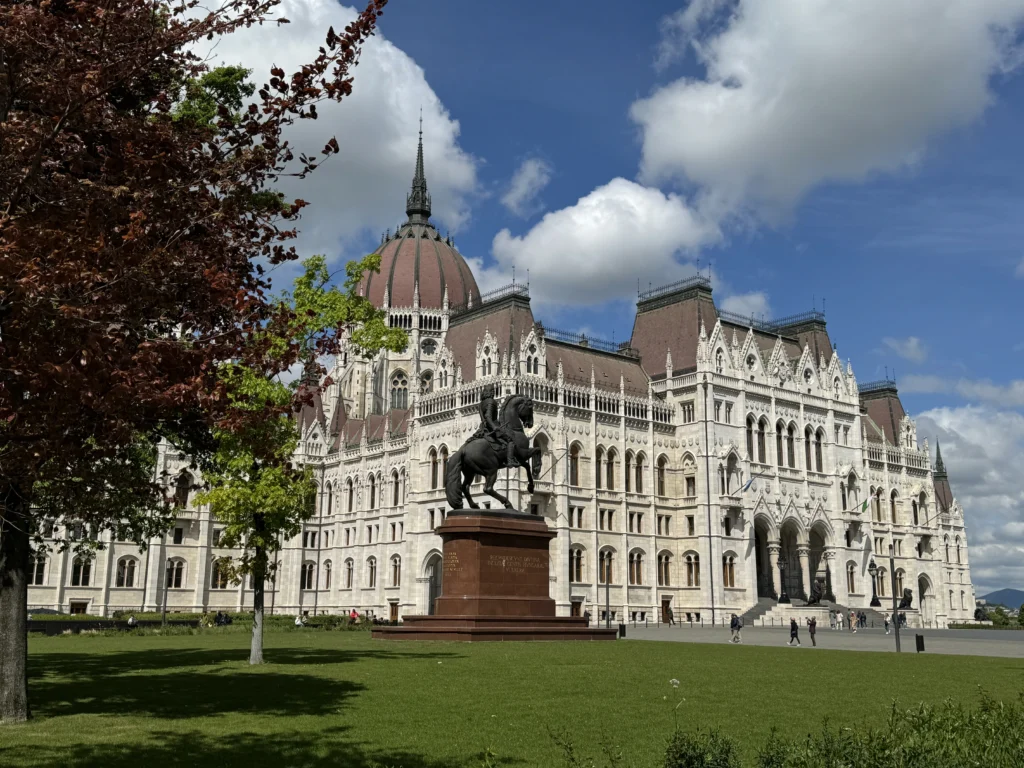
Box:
[883,336,929,363]
[901,374,1024,407]
[486,178,720,306]
[915,406,1024,594]
[198,0,479,287]
[720,291,770,320]
[634,0,1024,220]
[501,158,553,217]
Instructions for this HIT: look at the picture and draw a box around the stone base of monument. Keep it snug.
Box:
[373,510,617,642]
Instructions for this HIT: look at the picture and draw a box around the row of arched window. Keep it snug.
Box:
[746,417,825,472]
[428,447,450,489]
[301,556,402,591]
[321,470,406,515]
[570,549,716,588]
[563,442,672,495]
[849,484,931,527]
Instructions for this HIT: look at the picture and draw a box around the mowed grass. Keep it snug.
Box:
[0,630,1022,767]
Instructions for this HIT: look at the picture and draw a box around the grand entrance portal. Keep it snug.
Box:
[918,575,933,627]
[425,554,442,615]
[780,520,805,601]
[754,516,774,598]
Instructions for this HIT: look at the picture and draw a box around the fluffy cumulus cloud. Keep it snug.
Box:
[902,375,1024,408]
[720,291,770,321]
[501,158,553,218]
[915,406,1024,594]
[882,336,929,364]
[634,0,1024,219]
[486,178,720,306]
[197,0,479,286]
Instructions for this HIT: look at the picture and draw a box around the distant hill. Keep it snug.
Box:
[981,589,1024,608]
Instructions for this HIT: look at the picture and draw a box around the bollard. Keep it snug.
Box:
[618,623,627,639]
[915,634,925,653]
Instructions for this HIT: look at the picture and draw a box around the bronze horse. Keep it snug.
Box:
[445,394,543,510]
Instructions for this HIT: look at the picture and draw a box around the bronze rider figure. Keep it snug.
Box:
[470,384,516,467]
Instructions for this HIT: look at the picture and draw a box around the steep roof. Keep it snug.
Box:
[630,278,717,378]
[444,295,536,382]
[543,340,648,394]
[933,441,955,512]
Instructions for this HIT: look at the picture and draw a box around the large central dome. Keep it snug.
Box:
[359,130,480,310]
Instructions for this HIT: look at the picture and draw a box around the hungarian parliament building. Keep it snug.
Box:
[28,141,976,628]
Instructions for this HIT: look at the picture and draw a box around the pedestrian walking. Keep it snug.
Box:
[788,618,801,646]
[808,616,817,647]
[668,606,676,626]
[884,614,891,635]
[730,613,742,643]
[836,611,843,631]
[829,610,836,630]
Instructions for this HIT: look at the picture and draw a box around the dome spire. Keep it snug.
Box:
[406,109,432,224]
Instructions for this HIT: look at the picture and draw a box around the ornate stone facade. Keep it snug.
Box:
[27,145,975,627]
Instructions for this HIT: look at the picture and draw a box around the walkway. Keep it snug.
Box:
[622,624,1024,658]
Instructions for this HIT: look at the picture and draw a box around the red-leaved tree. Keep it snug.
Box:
[0,0,387,723]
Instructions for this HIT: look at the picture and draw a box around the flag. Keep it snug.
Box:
[741,471,766,494]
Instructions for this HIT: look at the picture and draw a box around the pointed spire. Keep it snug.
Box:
[935,440,947,477]
[405,112,432,224]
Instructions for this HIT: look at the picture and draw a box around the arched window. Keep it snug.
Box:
[722,555,736,588]
[30,553,46,586]
[367,557,377,589]
[391,556,401,587]
[658,553,672,586]
[390,371,408,410]
[757,418,768,464]
[628,551,644,586]
[876,567,887,597]
[685,554,700,587]
[775,421,785,467]
[890,490,898,524]
[392,470,400,507]
[420,370,433,394]
[595,448,604,489]
[368,475,376,510]
[715,348,724,374]
[166,558,185,589]
[71,556,91,587]
[918,492,927,524]
[570,548,584,583]
[841,482,848,511]
[657,456,667,496]
[786,424,796,467]
[634,453,645,494]
[347,479,354,513]
[814,429,824,472]
[746,416,755,459]
[606,450,616,490]
[961,590,966,610]
[624,452,633,492]
[326,484,334,515]
[345,559,354,589]
[569,444,580,487]
[115,557,137,588]
[804,427,813,470]
[911,499,919,526]
[211,559,230,590]
[301,561,316,590]
[440,447,449,481]
[599,549,614,585]
[895,569,904,596]
[439,362,448,388]
[950,590,955,610]
[944,536,950,562]
[955,537,962,564]
[323,560,332,590]
[174,472,192,508]
[846,562,856,593]
[718,465,726,495]
[873,489,883,522]
[429,448,438,489]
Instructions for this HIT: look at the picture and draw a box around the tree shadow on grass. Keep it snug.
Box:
[0,726,525,768]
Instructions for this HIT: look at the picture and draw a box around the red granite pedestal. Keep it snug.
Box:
[373,510,616,642]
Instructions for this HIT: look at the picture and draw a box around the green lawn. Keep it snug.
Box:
[1,630,1021,767]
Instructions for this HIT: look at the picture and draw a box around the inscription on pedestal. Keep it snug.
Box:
[486,554,546,575]
[444,552,462,574]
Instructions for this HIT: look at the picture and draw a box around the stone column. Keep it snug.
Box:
[767,543,781,597]
[823,549,837,601]
[797,546,811,600]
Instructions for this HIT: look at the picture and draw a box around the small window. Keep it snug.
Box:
[686,516,695,536]
[71,557,91,587]
[115,557,137,588]
[173,527,184,545]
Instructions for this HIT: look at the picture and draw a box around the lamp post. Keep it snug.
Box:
[604,555,611,629]
[889,544,902,653]
[868,558,881,608]
[778,558,789,604]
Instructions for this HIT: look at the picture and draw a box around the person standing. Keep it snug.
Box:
[884,614,891,635]
[730,613,742,643]
[829,610,836,630]
[808,616,817,647]
[850,610,857,633]
[836,610,843,631]
[788,618,801,646]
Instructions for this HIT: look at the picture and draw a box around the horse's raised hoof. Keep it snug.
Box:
[503,503,515,510]
[468,501,480,510]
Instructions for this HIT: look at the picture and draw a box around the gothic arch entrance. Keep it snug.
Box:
[809,523,830,584]
[753,515,775,598]
[425,554,443,615]
[918,574,934,627]
[780,519,805,601]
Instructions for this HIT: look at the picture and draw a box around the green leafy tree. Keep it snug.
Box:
[1018,604,1024,628]
[194,254,405,664]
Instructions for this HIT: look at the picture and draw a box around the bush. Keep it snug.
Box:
[663,729,739,768]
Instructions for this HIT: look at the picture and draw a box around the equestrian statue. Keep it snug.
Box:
[445,385,543,510]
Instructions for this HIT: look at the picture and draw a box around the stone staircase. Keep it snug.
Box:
[741,597,890,629]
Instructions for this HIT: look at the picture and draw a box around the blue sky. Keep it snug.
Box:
[216,1,1024,594]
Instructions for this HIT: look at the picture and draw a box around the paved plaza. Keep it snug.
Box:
[624,624,1024,658]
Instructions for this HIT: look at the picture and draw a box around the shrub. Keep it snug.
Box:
[663,729,739,768]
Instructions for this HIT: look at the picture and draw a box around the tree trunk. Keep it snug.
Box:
[1,483,32,723]
[249,513,266,665]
